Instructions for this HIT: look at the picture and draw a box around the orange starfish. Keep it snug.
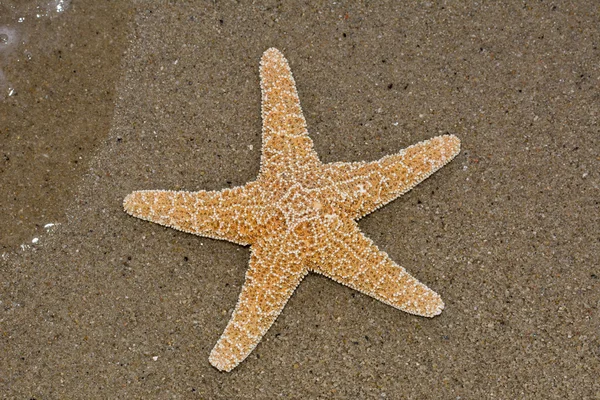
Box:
[124,48,460,372]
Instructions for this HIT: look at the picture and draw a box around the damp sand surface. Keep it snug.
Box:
[1,2,598,398]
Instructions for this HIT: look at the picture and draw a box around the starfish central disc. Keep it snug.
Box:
[276,182,328,231]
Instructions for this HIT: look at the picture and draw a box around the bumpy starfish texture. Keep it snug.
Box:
[124,48,460,372]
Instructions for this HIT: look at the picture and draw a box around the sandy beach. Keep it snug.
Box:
[1,2,598,398]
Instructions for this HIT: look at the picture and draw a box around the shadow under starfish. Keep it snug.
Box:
[123,48,461,372]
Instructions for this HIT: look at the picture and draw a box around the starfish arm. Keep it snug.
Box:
[123,183,264,245]
[259,48,320,177]
[311,218,444,317]
[209,236,307,371]
[321,134,460,220]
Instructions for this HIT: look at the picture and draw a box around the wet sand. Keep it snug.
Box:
[1,2,598,398]
[0,0,133,251]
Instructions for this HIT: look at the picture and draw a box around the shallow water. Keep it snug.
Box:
[0,0,132,252]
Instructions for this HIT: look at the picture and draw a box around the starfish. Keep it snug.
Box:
[123,48,460,372]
